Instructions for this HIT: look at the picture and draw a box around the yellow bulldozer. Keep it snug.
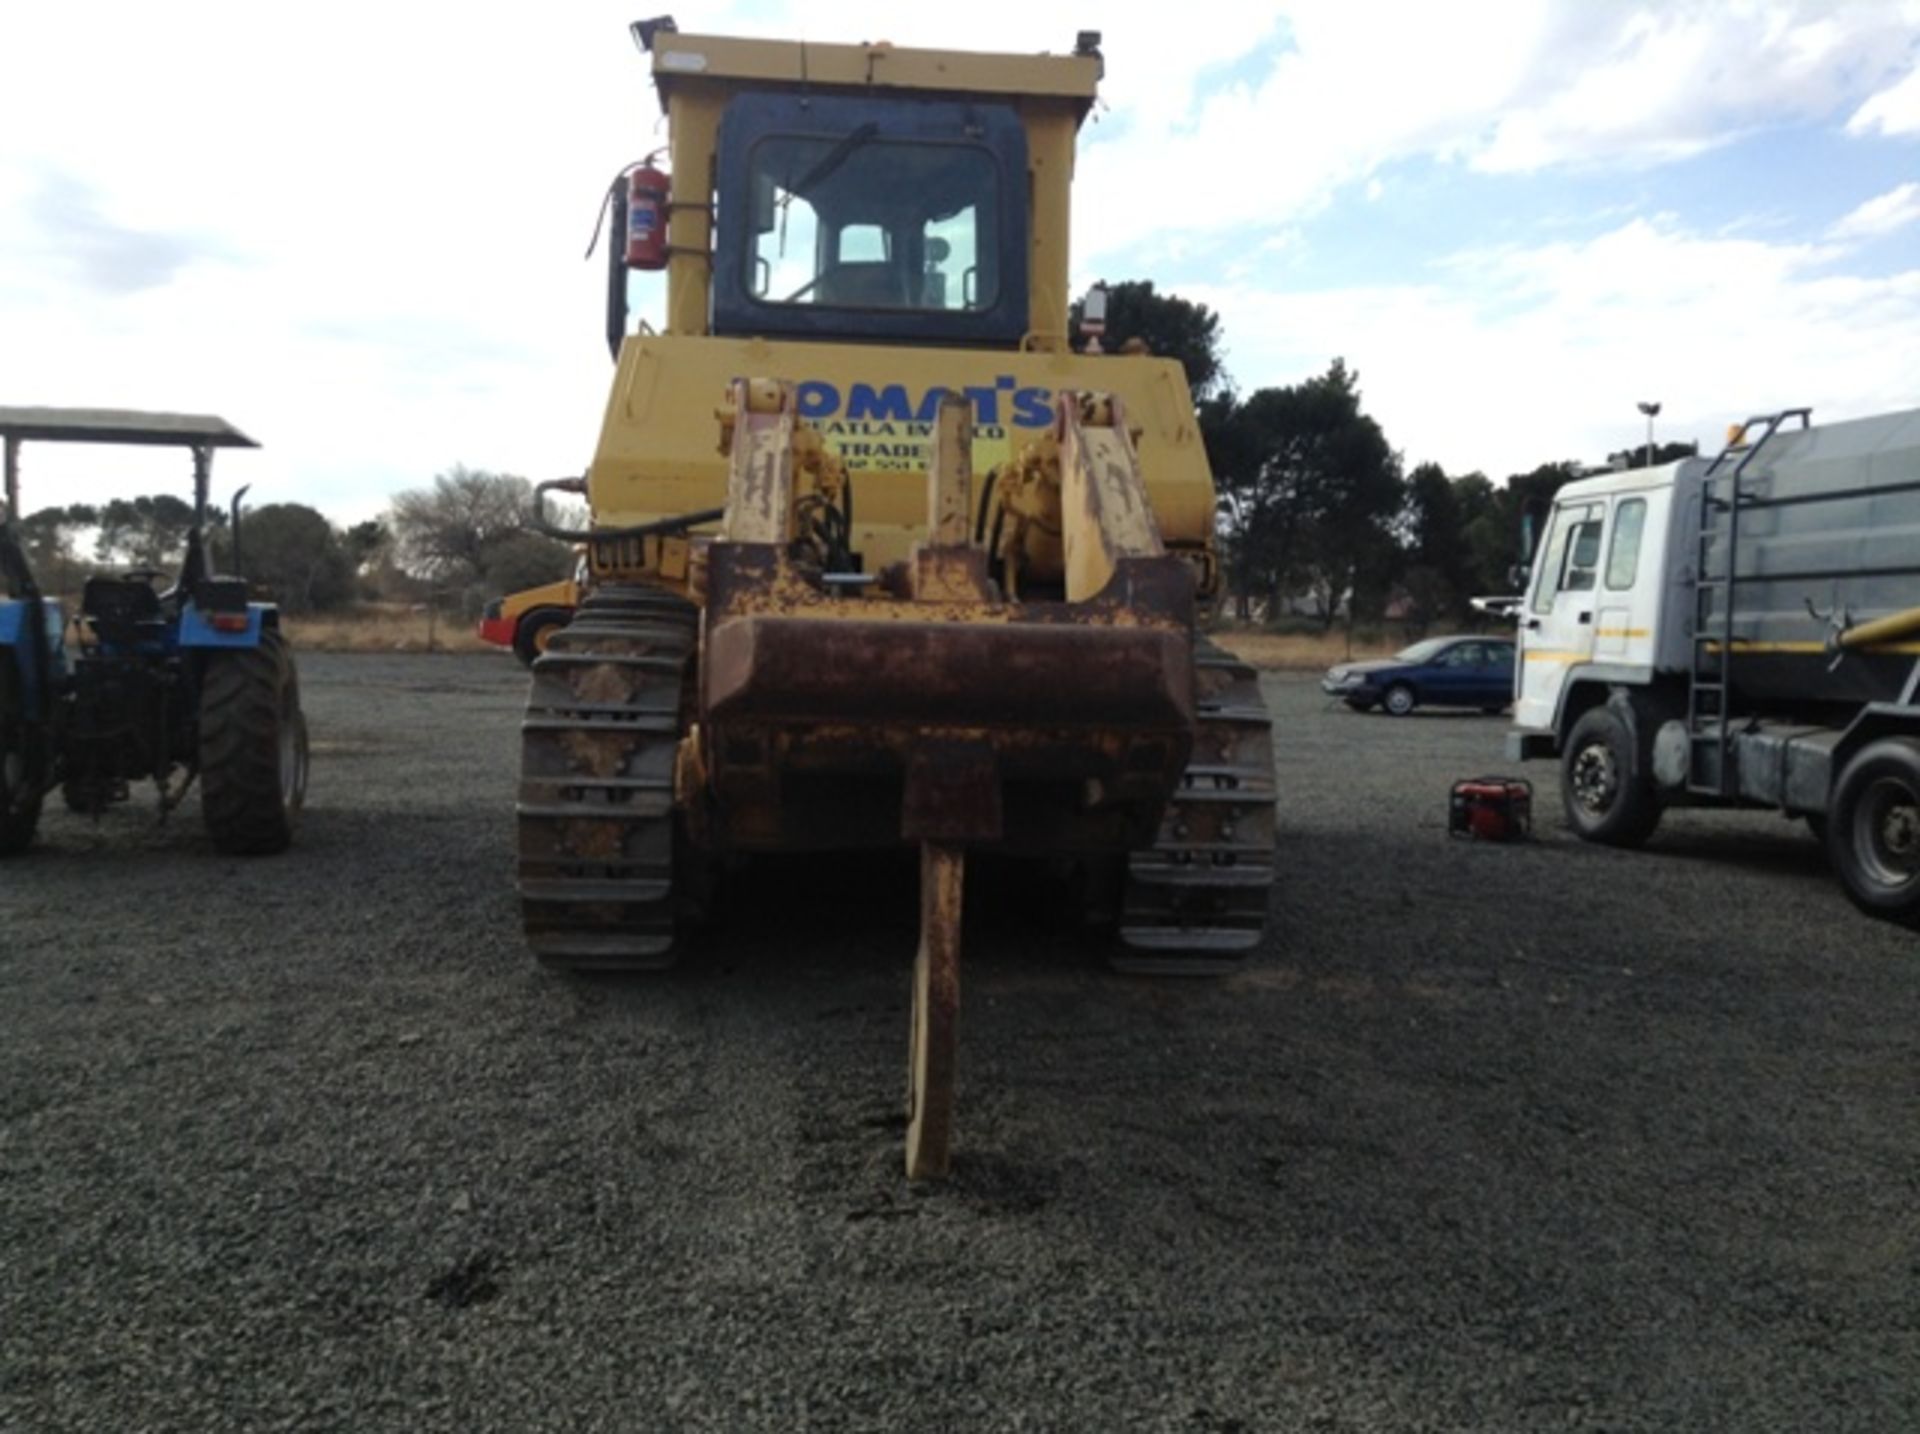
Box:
[521,19,1275,1177]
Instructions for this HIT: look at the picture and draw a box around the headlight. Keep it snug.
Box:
[1334,671,1368,688]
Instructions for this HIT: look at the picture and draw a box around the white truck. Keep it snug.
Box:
[1507,406,1920,928]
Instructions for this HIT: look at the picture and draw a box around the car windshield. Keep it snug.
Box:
[1393,638,1451,663]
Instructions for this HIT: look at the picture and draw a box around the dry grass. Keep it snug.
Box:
[281,607,496,655]
[282,608,1401,667]
[1210,628,1399,670]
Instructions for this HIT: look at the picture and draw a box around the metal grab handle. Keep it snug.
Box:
[527,476,723,544]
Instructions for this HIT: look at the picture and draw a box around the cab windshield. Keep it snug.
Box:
[748,135,998,314]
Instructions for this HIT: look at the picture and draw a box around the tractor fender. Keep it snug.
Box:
[177,600,275,649]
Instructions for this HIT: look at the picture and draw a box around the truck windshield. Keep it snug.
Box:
[747,135,997,313]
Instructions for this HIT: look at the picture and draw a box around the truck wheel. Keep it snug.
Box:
[513,607,570,667]
[199,630,308,855]
[1382,683,1416,717]
[1826,738,1920,928]
[1561,705,1662,847]
[0,661,43,857]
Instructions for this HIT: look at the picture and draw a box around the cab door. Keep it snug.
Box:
[1515,498,1607,731]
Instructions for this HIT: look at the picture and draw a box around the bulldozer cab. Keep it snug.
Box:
[642,27,1100,350]
[715,93,1027,346]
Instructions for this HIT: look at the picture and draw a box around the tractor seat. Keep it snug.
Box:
[81,576,168,646]
[815,262,905,307]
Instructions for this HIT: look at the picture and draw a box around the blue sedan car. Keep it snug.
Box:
[1322,635,1516,716]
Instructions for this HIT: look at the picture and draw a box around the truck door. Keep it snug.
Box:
[1516,498,1607,731]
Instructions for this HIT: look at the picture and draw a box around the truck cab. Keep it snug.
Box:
[1506,407,1920,929]
[1510,463,1678,744]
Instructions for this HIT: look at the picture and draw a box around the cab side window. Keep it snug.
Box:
[1606,498,1647,590]
[1531,503,1604,614]
[1562,518,1604,592]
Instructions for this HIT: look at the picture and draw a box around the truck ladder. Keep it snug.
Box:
[1686,408,1812,794]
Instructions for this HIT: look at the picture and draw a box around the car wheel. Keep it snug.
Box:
[1382,684,1416,717]
[1560,705,1662,847]
[1825,738,1920,928]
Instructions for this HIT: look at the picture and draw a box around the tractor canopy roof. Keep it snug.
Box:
[0,406,257,449]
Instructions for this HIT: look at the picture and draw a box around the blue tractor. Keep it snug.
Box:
[0,407,308,856]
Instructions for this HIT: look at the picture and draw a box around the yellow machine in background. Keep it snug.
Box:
[520,21,1275,1177]
[477,560,584,666]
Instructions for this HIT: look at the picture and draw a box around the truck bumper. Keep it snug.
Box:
[477,616,516,648]
[1505,730,1555,762]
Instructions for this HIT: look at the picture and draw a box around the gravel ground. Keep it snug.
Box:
[2,652,1915,1433]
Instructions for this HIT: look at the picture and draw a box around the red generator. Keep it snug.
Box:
[1449,776,1533,842]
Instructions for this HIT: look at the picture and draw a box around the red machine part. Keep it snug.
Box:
[1449,777,1533,842]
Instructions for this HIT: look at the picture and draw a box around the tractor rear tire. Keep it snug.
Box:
[199,629,308,855]
[0,661,43,857]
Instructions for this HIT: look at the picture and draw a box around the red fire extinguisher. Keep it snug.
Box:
[624,156,670,271]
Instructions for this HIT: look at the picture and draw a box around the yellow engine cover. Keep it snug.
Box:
[588,333,1215,581]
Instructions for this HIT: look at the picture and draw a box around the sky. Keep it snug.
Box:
[1,0,1917,522]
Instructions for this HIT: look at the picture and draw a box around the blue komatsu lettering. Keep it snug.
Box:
[1012,387,1052,427]
[962,386,1001,425]
[913,387,951,423]
[847,383,914,423]
[797,381,839,419]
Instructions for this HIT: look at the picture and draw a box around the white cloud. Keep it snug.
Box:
[0,1,1916,518]
[1829,182,1920,240]
[1849,58,1920,136]
[1472,5,1915,174]
[1184,218,1920,481]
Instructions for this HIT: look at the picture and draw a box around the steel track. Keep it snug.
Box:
[1113,640,1276,974]
[516,586,698,971]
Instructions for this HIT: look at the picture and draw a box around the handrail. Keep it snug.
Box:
[527,476,724,545]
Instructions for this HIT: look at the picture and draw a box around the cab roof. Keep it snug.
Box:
[649,30,1102,118]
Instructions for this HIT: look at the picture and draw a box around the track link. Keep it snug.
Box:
[1112,640,1276,974]
[516,586,698,972]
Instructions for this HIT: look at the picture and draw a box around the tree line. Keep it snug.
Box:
[14,467,576,615]
[17,279,1694,627]
[1087,280,1698,629]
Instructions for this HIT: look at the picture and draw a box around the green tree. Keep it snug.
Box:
[341,519,389,574]
[1606,438,1699,471]
[240,503,355,612]
[388,467,573,599]
[19,504,98,594]
[389,467,536,584]
[1072,279,1228,402]
[1212,359,1404,628]
[482,530,577,594]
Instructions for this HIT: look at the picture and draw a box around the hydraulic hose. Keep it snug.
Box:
[528,477,723,544]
